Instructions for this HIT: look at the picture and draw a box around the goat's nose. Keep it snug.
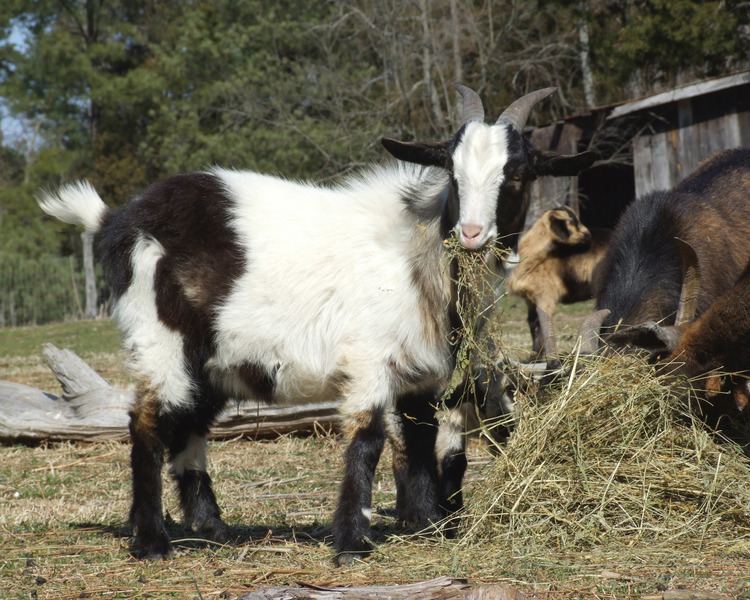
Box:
[461,223,484,240]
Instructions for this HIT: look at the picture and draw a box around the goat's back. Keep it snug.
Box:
[594,148,750,328]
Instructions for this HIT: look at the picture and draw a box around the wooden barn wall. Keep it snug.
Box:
[525,121,584,230]
[631,84,750,197]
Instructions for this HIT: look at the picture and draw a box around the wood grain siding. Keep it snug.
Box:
[529,73,749,230]
[739,110,750,146]
[633,88,750,197]
[526,121,584,229]
[633,129,675,197]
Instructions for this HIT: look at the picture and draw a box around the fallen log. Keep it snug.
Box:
[237,576,527,600]
[0,343,341,443]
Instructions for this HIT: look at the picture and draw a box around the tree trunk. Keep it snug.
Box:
[419,0,444,125]
[81,231,98,318]
[577,3,596,108]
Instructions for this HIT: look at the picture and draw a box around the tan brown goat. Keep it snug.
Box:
[508,206,610,368]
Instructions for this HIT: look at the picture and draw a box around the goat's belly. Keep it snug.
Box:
[206,359,346,406]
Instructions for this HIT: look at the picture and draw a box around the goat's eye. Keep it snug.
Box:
[510,174,522,183]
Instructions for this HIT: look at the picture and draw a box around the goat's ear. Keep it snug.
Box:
[381,138,451,168]
[548,212,571,243]
[533,150,597,177]
[607,321,683,355]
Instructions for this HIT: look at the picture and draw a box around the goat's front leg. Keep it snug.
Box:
[536,304,561,371]
[386,391,442,530]
[435,405,467,535]
[333,405,386,566]
[526,300,545,360]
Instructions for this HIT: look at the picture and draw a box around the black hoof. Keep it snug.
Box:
[194,518,232,544]
[131,531,172,560]
[440,514,462,538]
[334,547,371,566]
[398,517,437,534]
[333,532,373,566]
[397,506,441,533]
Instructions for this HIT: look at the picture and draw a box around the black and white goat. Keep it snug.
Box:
[39,85,594,564]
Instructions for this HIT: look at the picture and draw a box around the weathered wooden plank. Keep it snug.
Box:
[0,344,341,443]
[237,576,527,600]
[675,99,701,185]
[0,378,341,442]
[738,109,750,147]
[525,120,583,228]
[527,175,576,227]
[650,131,673,191]
[632,134,653,197]
[608,71,750,119]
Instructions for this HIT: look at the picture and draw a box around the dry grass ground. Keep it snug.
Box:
[1,300,749,599]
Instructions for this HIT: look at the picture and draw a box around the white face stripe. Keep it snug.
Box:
[451,122,510,248]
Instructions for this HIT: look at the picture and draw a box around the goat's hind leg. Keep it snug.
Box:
[168,429,230,544]
[129,385,171,559]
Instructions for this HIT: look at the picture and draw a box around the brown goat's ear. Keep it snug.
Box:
[548,212,571,243]
[534,150,597,177]
[381,138,451,168]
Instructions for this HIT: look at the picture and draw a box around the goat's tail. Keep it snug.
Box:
[37,180,108,234]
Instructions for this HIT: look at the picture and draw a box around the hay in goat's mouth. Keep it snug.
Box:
[460,352,750,554]
[440,236,509,403]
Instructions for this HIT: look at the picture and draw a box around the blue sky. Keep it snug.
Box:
[1,21,31,148]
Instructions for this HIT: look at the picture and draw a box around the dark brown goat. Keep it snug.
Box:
[611,254,750,412]
[582,148,750,349]
[664,262,750,408]
[508,206,610,368]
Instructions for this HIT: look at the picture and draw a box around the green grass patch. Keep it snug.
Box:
[0,319,121,357]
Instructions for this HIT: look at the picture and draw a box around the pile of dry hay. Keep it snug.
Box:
[459,352,750,555]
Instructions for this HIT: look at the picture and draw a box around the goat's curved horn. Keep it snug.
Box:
[675,238,701,326]
[456,84,485,126]
[496,87,557,131]
[579,308,610,354]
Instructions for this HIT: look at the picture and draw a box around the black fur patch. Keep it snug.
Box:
[128,416,170,559]
[495,128,534,249]
[100,172,246,414]
[595,191,683,329]
[238,362,276,402]
[174,469,228,541]
[392,392,441,528]
[438,449,467,522]
[332,408,386,558]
